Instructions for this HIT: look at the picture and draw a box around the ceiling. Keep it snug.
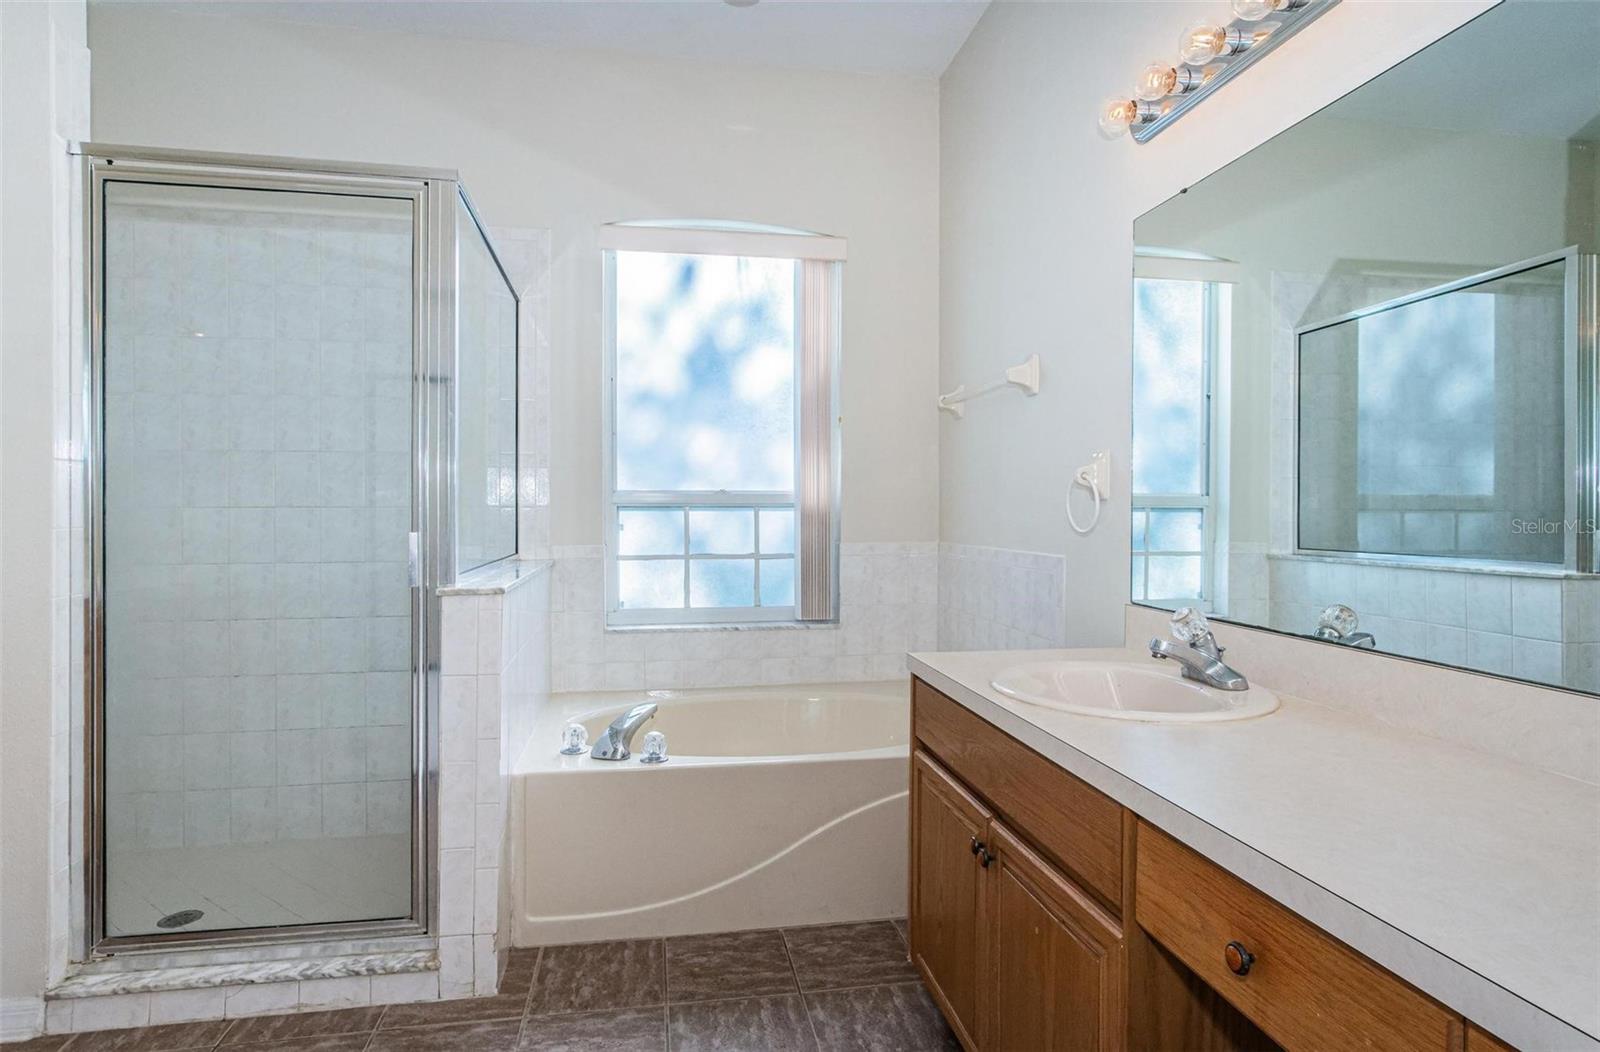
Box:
[96,0,991,78]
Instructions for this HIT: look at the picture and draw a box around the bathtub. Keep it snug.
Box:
[512,681,909,945]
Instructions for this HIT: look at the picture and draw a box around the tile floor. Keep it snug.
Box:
[106,835,412,936]
[4,920,956,1051]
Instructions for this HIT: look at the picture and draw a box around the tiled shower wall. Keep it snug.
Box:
[936,543,1067,651]
[101,195,416,855]
[549,542,937,692]
[437,564,551,998]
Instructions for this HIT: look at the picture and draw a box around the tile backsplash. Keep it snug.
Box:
[937,543,1067,651]
[549,542,937,692]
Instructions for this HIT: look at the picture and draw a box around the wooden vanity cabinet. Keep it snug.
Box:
[908,677,1514,1052]
[910,680,1128,1051]
[910,750,990,1048]
[983,820,1126,1051]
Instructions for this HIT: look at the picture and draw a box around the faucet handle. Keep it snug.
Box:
[1318,603,1359,637]
[1169,607,1212,645]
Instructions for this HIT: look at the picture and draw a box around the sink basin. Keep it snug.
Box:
[989,661,1280,723]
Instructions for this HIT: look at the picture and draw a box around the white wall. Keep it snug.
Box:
[938,0,1497,646]
[0,0,90,1028]
[86,5,942,550]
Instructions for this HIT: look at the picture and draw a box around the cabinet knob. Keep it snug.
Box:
[978,846,995,868]
[1224,940,1255,976]
[970,836,982,855]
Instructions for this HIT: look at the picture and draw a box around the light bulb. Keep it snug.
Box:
[1097,97,1139,139]
[1134,63,1179,102]
[1230,0,1278,20]
[1231,0,1307,19]
[1178,21,1228,65]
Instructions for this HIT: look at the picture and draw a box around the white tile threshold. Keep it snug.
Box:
[49,948,437,999]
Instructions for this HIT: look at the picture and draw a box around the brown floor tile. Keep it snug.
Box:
[782,922,917,991]
[367,1020,523,1052]
[0,1038,73,1052]
[219,1007,383,1046]
[378,995,527,1029]
[216,1037,369,1052]
[499,949,540,997]
[668,995,816,1052]
[526,940,663,1016]
[518,1006,666,1051]
[60,1021,231,1052]
[803,983,956,1052]
[665,930,796,1003]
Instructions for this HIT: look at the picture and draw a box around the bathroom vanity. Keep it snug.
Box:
[904,650,1599,1052]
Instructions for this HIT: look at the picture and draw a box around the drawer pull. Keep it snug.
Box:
[1224,940,1255,976]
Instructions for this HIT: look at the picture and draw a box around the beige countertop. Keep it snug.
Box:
[907,647,1600,1051]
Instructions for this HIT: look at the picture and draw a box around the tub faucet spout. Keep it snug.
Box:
[590,703,658,761]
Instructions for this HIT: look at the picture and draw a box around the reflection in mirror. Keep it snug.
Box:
[1130,0,1600,693]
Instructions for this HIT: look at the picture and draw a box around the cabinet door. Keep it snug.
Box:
[911,750,991,1049]
[984,819,1126,1052]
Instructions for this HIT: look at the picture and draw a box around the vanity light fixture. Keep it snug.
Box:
[1101,0,1339,143]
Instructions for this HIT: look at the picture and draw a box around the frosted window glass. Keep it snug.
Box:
[1132,279,1206,495]
[1147,509,1203,552]
[614,252,795,492]
[619,560,684,609]
[760,558,795,607]
[1146,556,1202,601]
[618,509,683,556]
[690,559,755,608]
[689,509,755,554]
[759,508,794,554]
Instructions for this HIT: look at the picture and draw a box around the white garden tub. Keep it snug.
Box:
[512,681,908,944]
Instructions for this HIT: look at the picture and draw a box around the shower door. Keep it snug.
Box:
[88,151,441,947]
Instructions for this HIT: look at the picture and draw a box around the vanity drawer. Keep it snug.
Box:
[911,678,1124,914]
[1135,821,1463,1052]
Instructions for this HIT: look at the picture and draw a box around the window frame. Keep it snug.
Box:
[600,236,841,627]
[1130,277,1226,610]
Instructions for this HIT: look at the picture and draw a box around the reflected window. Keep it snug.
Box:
[605,235,840,624]
[1131,277,1228,608]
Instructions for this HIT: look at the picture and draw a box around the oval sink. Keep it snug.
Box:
[990,661,1279,723]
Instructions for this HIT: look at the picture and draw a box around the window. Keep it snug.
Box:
[602,223,844,625]
[1131,274,1229,609]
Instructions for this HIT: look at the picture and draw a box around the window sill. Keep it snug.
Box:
[605,619,838,634]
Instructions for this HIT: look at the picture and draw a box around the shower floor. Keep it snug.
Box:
[106,833,412,937]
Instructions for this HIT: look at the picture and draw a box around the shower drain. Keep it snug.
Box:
[156,909,204,929]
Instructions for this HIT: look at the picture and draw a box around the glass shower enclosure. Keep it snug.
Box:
[82,145,517,950]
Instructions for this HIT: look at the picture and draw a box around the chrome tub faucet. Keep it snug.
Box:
[589,702,658,761]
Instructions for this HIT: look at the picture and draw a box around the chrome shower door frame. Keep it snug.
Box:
[80,144,460,956]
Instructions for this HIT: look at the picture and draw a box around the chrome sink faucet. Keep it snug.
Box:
[1149,608,1249,691]
[590,702,658,761]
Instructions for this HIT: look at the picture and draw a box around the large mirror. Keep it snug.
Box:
[1131,0,1600,694]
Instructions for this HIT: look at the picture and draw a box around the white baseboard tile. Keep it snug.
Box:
[0,996,45,1042]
